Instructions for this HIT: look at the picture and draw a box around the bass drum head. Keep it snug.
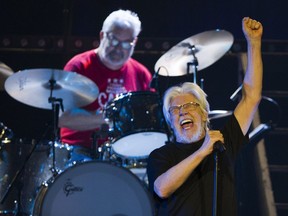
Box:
[34,161,154,216]
[112,131,167,159]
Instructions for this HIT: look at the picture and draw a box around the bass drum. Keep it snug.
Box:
[33,161,154,216]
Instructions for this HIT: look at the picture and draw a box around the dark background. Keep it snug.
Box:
[1,0,288,39]
[0,0,288,215]
[1,0,287,140]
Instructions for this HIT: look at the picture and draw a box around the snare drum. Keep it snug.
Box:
[33,161,154,216]
[105,91,168,161]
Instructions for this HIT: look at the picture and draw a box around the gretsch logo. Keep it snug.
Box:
[63,179,83,196]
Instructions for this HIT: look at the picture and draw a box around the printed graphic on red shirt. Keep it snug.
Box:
[97,78,127,111]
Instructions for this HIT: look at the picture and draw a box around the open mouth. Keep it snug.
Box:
[180,119,193,129]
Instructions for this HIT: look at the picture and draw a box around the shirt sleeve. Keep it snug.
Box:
[221,114,249,160]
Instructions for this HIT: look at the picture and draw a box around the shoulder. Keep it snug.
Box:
[64,50,97,71]
[66,50,96,64]
[127,58,150,72]
[149,142,177,158]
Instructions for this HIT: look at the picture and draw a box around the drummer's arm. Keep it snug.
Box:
[58,108,106,131]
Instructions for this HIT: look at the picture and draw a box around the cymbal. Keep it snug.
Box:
[155,30,234,76]
[209,110,233,120]
[4,68,99,110]
[0,62,14,91]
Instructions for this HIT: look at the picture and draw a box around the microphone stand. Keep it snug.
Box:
[212,150,219,216]
[212,142,226,216]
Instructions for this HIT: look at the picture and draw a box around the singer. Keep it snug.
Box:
[147,17,263,216]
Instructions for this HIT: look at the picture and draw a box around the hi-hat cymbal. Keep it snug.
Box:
[155,30,234,76]
[4,68,99,110]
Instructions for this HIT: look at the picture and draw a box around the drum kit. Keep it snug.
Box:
[0,30,234,215]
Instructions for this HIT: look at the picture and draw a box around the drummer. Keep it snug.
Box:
[58,9,152,162]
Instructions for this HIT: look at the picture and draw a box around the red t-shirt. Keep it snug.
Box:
[60,50,152,148]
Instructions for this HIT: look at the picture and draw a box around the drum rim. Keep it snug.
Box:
[106,90,161,104]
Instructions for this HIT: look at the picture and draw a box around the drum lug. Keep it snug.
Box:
[97,141,112,161]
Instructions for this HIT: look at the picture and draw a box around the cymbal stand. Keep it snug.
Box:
[48,78,64,176]
[187,45,199,84]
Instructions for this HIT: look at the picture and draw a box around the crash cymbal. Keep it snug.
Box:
[4,68,99,110]
[209,110,233,120]
[155,30,234,76]
[0,62,14,91]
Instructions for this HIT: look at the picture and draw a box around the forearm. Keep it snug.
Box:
[58,108,106,131]
[154,149,207,198]
[244,39,263,101]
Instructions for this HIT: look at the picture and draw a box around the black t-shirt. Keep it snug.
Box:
[147,115,248,216]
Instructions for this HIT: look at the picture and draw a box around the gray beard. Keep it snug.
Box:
[175,125,204,144]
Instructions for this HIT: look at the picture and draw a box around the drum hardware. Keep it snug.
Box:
[104,91,169,166]
[154,30,235,121]
[208,110,233,120]
[154,30,234,77]
[149,67,161,94]
[0,61,13,92]
[19,140,72,215]
[4,69,99,215]
[4,68,99,166]
[1,139,71,215]
[0,122,13,145]
[97,141,113,161]
[0,139,37,215]
[4,68,99,170]
[92,123,114,160]
[4,68,99,110]
[32,161,154,216]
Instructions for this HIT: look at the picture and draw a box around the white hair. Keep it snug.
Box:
[102,9,141,37]
[163,82,210,129]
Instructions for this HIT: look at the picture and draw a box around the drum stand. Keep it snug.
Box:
[92,123,112,161]
[186,45,198,84]
[48,78,64,176]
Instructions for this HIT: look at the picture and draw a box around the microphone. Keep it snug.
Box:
[213,141,226,153]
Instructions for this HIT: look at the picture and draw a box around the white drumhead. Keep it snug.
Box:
[37,162,154,216]
[112,132,167,158]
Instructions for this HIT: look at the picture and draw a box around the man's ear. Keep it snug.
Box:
[100,31,104,40]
